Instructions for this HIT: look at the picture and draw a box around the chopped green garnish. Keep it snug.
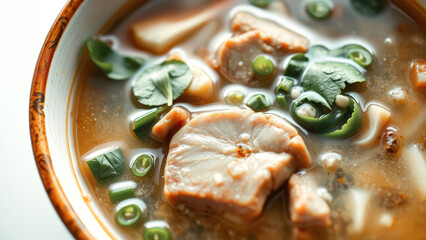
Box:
[116,204,142,227]
[252,56,275,77]
[249,0,271,8]
[306,0,332,19]
[86,147,125,183]
[284,53,309,78]
[276,94,287,109]
[302,61,366,105]
[86,39,144,80]
[246,94,271,112]
[225,90,244,105]
[276,77,295,94]
[143,226,172,240]
[350,0,385,17]
[132,154,154,177]
[328,44,373,68]
[109,185,135,203]
[132,59,193,107]
[326,96,363,138]
[132,108,164,142]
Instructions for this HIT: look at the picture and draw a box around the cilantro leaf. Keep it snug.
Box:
[302,62,366,105]
[86,147,125,183]
[132,59,193,107]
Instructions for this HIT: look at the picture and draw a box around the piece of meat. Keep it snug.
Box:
[288,173,331,227]
[151,107,188,141]
[163,109,311,223]
[411,60,426,89]
[216,12,309,86]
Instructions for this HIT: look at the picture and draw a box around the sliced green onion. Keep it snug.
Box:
[109,186,135,203]
[246,94,270,112]
[347,48,373,68]
[252,56,275,77]
[306,0,332,19]
[326,97,363,138]
[350,0,385,17]
[143,227,172,240]
[284,53,309,78]
[249,0,271,8]
[132,154,154,177]
[276,77,295,94]
[116,204,142,227]
[225,90,244,105]
[276,94,287,109]
[132,108,164,142]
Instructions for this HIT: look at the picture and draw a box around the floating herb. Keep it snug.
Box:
[86,147,125,183]
[302,62,366,105]
[132,60,193,107]
[86,39,144,80]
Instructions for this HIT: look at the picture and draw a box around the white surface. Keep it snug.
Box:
[0,0,73,239]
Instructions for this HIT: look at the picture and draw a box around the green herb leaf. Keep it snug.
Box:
[132,60,193,107]
[285,53,309,78]
[86,39,144,80]
[302,62,366,105]
[350,0,385,17]
[86,147,125,183]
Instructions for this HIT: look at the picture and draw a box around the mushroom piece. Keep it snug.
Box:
[163,109,311,223]
[355,104,391,146]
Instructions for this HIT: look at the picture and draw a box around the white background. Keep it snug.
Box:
[0,0,73,239]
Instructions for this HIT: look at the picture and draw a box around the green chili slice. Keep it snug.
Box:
[291,92,333,132]
[109,186,135,203]
[306,0,332,19]
[276,77,295,94]
[252,56,275,77]
[326,97,363,138]
[347,48,373,68]
[249,0,271,8]
[132,154,154,177]
[276,94,287,109]
[116,204,142,227]
[246,94,271,112]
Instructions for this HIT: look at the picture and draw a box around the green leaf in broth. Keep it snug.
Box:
[86,147,125,183]
[86,39,144,80]
[302,62,366,105]
[132,59,193,107]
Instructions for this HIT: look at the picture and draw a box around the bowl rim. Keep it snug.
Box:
[29,0,93,239]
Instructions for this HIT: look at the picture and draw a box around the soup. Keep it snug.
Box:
[72,0,426,239]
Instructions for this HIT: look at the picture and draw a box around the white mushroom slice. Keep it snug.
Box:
[130,2,228,54]
[403,144,426,201]
[164,109,311,223]
[356,104,391,146]
[346,188,371,233]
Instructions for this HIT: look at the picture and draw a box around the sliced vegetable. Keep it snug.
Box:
[86,147,125,183]
[306,0,332,19]
[308,45,329,57]
[285,53,309,78]
[291,91,333,132]
[328,44,373,68]
[131,154,154,177]
[276,76,295,94]
[116,204,142,227]
[132,59,193,107]
[326,97,363,138]
[132,108,164,142]
[249,0,271,8]
[225,90,244,105]
[252,56,275,77]
[350,0,385,17]
[86,39,144,80]
[246,94,271,111]
[109,185,136,203]
[276,94,287,109]
[302,61,366,105]
[355,104,390,146]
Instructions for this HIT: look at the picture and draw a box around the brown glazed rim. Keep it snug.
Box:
[29,0,93,239]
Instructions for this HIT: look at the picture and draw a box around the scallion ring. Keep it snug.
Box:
[132,154,154,177]
[306,0,332,19]
[347,48,373,68]
[116,204,142,227]
[252,56,275,77]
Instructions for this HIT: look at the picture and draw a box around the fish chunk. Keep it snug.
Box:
[151,107,188,142]
[216,12,308,86]
[288,173,331,227]
[164,110,311,222]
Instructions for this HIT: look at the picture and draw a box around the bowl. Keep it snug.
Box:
[29,1,426,239]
